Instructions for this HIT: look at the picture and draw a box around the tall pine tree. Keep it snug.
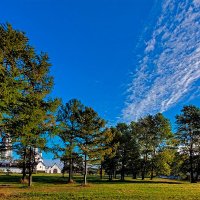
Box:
[0,24,59,186]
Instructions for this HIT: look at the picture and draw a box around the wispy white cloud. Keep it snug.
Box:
[193,0,200,6]
[123,0,200,122]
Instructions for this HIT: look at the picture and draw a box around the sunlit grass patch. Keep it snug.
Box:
[0,174,200,200]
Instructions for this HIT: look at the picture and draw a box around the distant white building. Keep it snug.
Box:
[0,137,62,174]
[0,160,62,174]
[46,163,62,174]
[35,154,62,174]
[0,134,12,160]
[0,161,21,173]
[36,161,46,173]
[34,150,62,173]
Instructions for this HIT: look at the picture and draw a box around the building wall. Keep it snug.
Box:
[0,167,21,173]
[36,162,46,172]
[0,164,62,174]
[46,164,61,174]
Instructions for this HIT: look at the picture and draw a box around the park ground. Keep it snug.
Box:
[0,174,200,199]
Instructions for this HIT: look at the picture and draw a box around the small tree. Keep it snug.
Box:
[101,126,120,181]
[176,105,200,183]
[128,122,141,179]
[136,113,172,180]
[154,148,175,176]
[115,123,133,181]
[77,106,107,185]
[56,99,83,183]
[97,127,114,180]
[61,152,83,177]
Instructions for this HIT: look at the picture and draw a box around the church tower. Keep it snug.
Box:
[0,134,12,161]
[34,148,43,163]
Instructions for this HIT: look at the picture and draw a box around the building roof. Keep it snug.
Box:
[47,163,62,170]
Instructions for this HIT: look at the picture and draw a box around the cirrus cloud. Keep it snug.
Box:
[123,0,200,122]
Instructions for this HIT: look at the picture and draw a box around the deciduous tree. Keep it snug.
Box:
[176,105,200,183]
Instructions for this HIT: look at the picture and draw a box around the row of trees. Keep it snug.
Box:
[101,105,200,183]
[56,103,200,184]
[0,24,200,187]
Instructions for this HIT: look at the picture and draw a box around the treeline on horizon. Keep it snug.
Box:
[0,24,200,187]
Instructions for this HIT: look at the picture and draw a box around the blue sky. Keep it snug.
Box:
[1,0,200,156]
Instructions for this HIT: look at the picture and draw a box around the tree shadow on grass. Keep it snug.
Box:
[84,177,183,185]
[72,176,183,185]
[0,174,20,183]
[99,179,182,184]
[0,174,183,185]
[33,175,66,184]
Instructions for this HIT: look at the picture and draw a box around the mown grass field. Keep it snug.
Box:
[0,174,200,200]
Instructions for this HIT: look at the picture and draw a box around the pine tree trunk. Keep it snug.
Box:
[28,172,32,187]
[150,149,155,180]
[142,153,147,180]
[22,148,26,181]
[141,170,145,180]
[83,153,87,185]
[121,163,125,181]
[133,172,137,179]
[109,171,113,181]
[132,169,137,179]
[68,157,73,183]
[62,161,66,178]
[100,161,103,179]
[190,148,195,183]
[28,147,32,187]
[113,164,117,179]
[195,162,200,182]
[68,137,73,183]
[109,174,111,181]
[150,165,153,180]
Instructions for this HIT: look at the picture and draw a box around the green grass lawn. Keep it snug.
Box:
[0,174,200,200]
